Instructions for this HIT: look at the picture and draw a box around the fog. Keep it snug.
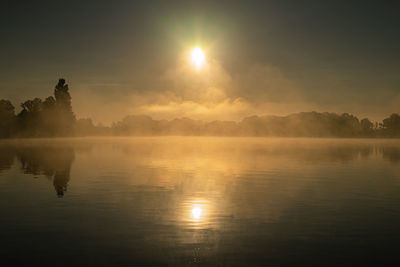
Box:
[71,56,306,124]
[70,56,399,125]
[1,77,400,138]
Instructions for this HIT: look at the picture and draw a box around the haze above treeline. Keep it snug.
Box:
[0,79,399,138]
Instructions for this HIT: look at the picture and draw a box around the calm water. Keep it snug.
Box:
[1,137,400,266]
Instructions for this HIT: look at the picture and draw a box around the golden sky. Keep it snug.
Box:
[1,1,399,124]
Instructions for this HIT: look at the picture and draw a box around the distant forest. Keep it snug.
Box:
[1,78,400,138]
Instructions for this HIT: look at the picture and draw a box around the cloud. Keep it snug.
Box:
[71,54,311,124]
[134,97,252,121]
[122,57,307,122]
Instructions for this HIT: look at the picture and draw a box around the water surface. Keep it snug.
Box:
[1,137,400,266]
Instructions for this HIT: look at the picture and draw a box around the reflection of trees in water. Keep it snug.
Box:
[16,146,74,197]
[0,145,15,173]
[381,146,400,163]
[116,140,400,165]
[248,144,375,163]
[0,139,399,200]
[302,145,375,163]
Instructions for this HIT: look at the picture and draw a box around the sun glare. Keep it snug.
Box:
[191,47,205,69]
[191,206,202,219]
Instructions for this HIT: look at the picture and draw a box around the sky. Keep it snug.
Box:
[1,0,399,124]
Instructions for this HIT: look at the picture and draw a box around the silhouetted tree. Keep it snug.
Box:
[361,118,374,137]
[40,96,58,136]
[1,78,400,139]
[17,98,43,136]
[42,96,56,109]
[13,79,76,137]
[0,100,16,137]
[21,98,42,113]
[334,113,361,137]
[54,78,75,135]
[382,113,400,137]
[55,79,72,111]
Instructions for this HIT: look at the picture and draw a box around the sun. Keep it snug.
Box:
[191,47,205,69]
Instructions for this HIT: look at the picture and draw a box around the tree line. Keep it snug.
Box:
[0,79,75,137]
[111,113,400,137]
[0,78,399,138]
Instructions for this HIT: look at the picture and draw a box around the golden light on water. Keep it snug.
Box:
[191,206,202,219]
[179,198,215,230]
[191,47,205,69]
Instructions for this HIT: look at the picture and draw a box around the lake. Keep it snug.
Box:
[1,137,400,266]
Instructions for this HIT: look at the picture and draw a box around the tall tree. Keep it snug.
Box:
[54,79,72,112]
[53,79,75,135]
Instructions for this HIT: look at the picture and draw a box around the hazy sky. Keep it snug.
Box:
[1,0,399,124]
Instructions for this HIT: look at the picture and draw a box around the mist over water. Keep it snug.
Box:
[1,1,400,266]
[0,137,400,266]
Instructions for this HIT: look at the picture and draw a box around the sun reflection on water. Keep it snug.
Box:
[191,206,202,220]
[180,198,214,230]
